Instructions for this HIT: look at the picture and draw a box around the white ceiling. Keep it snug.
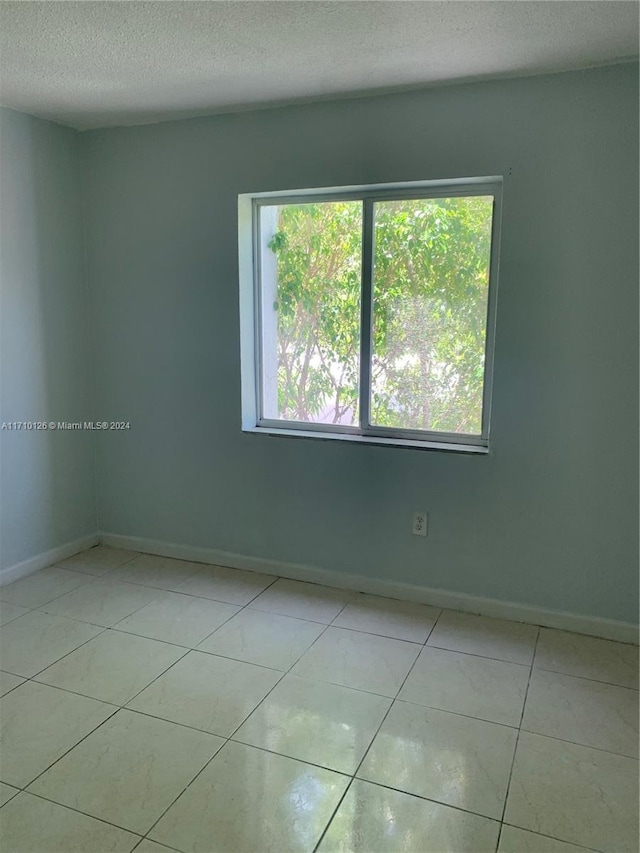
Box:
[0,1,637,131]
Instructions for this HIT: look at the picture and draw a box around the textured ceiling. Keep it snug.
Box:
[0,1,638,130]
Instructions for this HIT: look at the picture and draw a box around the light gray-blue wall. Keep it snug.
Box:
[0,108,95,571]
[80,64,637,623]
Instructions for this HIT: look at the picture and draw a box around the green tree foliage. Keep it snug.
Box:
[267,196,493,434]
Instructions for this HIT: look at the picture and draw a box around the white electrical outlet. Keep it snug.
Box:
[412,511,428,536]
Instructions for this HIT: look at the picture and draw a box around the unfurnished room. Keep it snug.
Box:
[0,2,638,852]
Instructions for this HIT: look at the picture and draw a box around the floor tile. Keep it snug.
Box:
[291,627,420,697]
[56,546,139,576]
[0,566,91,609]
[176,563,277,605]
[318,779,500,853]
[128,650,281,736]
[522,668,639,757]
[0,610,102,677]
[505,731,639,852]
[0,670,25,697]
[0,601,29,627]
[427,610,539,664]
[235,674,391,773]
[115,591,240,647]
[150,740,349,853]
[2,575,634,853]
[333,594,440,643]
[498,825,595,853]
[197,608,325,670]
[399,646,529,726]
[535,629,639,689]
[133,842,173,853]
[0,681,116,787]
[0,783,18,807]
[358,700,517,819]
[35,629,185,704]
[0,792,139,852]
[28,709,223,835]
[108,554,204,591]
[249,578,351,623]
[42,579,161,627]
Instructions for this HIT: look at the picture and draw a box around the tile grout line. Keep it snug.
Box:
[422,640,534,666]
[499,822,604,853]
[39,588,170,632]
[16,701,122,792]
[1,676,222,846]
[6,669,636,805]
[3,550,268,617]
[7,637,636,788]
[130,835,182,853]
[3,588,637,765]
[11,781,602,853]
[6,562,638,687]
[495,626,541,851]
[16,788,146,842]
[0,610,32,629]
[6,678,126,713]
[138,581,354,844]
[311,607,446,853]
[2,556,281,702]
[6,668,218,845]
[100,557,282,613]
[515,727,640,761]
[5,707,637,843]
[5,553,640,649]
[13,625,112,681]
[15,621,637,695]
[6,587,418,722]
[247,602,349,625]
[382,695,521,730]
[107,584,252,652]
[108,572,349,746]
[2,555,638,851]
[331,774,505,823]
[64,548,141,565]
[6,622,197,811]
[52,550,142,577]
[526,664,640,691]
[0,555,169,679]
[0,552,144,610]
[165,572,286,646]
[8,588,541,846]
[27,570,274,639]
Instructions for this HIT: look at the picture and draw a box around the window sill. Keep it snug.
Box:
[243,426,489,454]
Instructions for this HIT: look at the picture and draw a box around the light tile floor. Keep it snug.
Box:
[0,546,637,853]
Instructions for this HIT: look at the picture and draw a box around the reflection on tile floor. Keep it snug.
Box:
[0,546,638,852]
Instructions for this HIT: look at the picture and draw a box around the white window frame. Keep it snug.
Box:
[239,177,502,453]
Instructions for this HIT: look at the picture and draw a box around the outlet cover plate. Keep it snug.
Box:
[412,511,428,536]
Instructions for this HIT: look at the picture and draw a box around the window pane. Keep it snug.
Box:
[370,196,494,435]
[260,201,362,426]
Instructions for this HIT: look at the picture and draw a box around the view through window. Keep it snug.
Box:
[247,180,500,449]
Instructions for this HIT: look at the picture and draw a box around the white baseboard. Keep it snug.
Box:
[0,533,100,586]
[100,532,639,645]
